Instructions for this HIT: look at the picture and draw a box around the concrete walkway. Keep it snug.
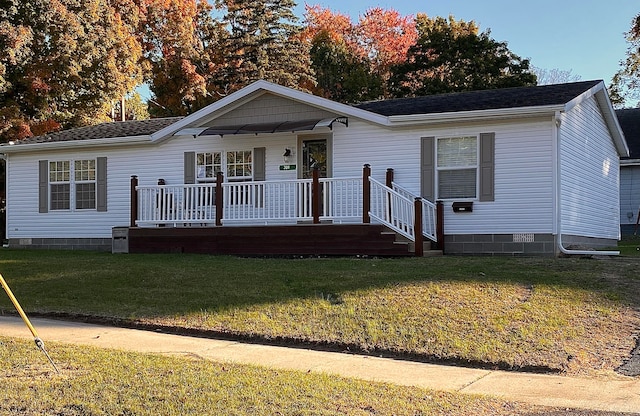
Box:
[1,316,639,414]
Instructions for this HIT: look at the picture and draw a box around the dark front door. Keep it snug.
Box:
[301,139,328,179]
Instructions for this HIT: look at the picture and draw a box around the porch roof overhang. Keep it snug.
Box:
[174,117,348,138]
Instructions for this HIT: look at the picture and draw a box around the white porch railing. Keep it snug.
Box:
[136,178,363,226]
[133,168,438,245]
[391,182,438,242]
[137,183,218,226]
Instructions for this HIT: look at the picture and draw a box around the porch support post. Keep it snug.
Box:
[362,164,371,224]
[386,168,394,220]
[385,168,394,188]
[130,175,138,227]
[215,171,224,226]
[414,197,424,257]
[312,168,320,224]
[436,200,444,251]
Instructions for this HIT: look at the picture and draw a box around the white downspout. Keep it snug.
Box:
[555,111,620,256]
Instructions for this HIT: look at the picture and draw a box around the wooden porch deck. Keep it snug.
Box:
[126,224,426,257]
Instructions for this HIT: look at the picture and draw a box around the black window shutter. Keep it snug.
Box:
[253,147,266,181]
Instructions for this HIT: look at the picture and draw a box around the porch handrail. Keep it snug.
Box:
[136,177,363,226]
[136,183,218,226]
[369,177,417,241]
[391,182,438,242]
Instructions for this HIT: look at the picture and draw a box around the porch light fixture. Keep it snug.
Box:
[283,148,291,157]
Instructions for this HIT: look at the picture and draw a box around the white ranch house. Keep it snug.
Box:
[0,80,628,256]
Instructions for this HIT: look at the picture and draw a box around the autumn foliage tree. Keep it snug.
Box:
[303,5,417,100]
[0,0,145,142]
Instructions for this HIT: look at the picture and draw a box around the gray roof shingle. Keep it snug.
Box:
[616,108,640,160]
[355,80,602,116]
[15,117,183,145]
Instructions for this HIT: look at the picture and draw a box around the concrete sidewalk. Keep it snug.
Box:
[1,316,639,414]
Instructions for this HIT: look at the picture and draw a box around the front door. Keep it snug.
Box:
[300,138,328,179]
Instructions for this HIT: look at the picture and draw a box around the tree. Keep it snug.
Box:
[216,0,314,94]
[303,5,417,100]
[309,31,383,103]
[531,67,581,86]
[0,0,145,142]
[142,0,230,117]
[610,13,640,107]
[389,15,537,97]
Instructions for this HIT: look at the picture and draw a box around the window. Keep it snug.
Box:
[49,161,70,210]
[226,150,253,180]
[48,159,96,210]
[436,136,478,199]
[196,152,222,182]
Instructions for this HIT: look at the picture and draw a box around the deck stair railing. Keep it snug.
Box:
[391,182,438,243]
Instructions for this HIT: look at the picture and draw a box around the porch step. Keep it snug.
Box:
[127,224,414,257]
[383,231,443,256]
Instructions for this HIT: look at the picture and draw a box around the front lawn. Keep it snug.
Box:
[1,249,639,377]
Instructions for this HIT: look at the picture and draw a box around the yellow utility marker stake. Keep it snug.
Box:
[0,272,59,373]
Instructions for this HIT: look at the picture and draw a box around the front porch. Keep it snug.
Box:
[124,165,444,256]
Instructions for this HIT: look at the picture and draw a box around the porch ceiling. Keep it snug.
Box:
[174,117,348,137]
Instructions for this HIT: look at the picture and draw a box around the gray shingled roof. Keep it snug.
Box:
[355,80,602,116]
[15,117,183,145]
[616,108,640,160]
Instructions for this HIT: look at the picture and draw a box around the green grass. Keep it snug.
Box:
[1,249,639,376]
[0,336,556,415]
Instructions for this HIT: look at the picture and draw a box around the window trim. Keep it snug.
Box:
[47,158,98,211]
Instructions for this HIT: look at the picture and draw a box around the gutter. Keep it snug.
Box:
[0,135,152,154]
[388,104,565,125]
[554,111,620,256]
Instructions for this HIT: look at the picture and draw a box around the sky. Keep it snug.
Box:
[294,0,638,84]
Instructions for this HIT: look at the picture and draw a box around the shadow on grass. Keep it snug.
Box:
[2,248,640,375]
[1,248,640,317]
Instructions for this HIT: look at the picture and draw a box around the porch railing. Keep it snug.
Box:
[391,182,438,242]
[131,165,442,253]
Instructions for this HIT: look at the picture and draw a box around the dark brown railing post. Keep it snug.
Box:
[312,168,320,224]
[362,164,371,224]
[414,197,424,257]
[130,175,138,227]
[385,168,394,188]
[215,171,224,226]
[386,168,394,220]
[436,200,444,252]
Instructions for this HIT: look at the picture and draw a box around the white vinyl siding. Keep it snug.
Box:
[560,97,620,239]
[620,165,640,226]
[332,118,555,235]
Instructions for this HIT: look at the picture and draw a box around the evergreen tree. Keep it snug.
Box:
[216,0,314,93]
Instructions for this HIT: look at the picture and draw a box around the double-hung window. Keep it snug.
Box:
[436,136,478,199]
[48,159,96,210]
